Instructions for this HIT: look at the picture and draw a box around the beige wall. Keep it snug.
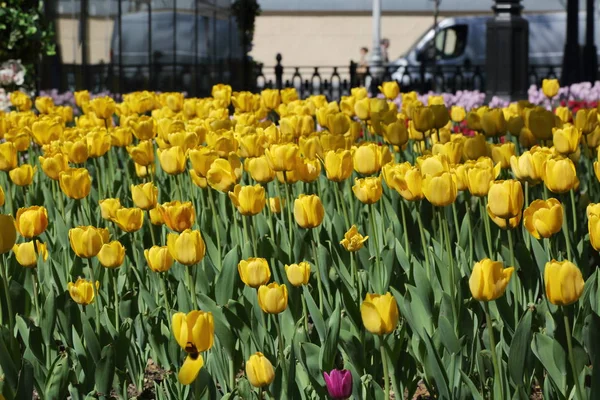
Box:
[58,18,114,64]
[251,14,433,70]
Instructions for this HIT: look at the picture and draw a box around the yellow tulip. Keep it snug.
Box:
[246,352,275,388]
[89,97,116,119]
[417,154,450,177]
[62,140,89,164]
[15,206,48,238]
[85,130,111,158]
[487,180,524,219]
[260,89,281,110]
[212,83,232,104]
[299,135,323,160]
[523,199,563,239]
[74,90,90,107]
[39,153,69,180]
[552,125,581,155]
[469,259,514,301]
[244,156,275,183]
[432,141,464,165]
[422,172,457,207]
[555,106,571,123]
[206,158,241,192]
[353,143,391,175]
[238,257,271,288]
[507,116,525,136]
[575,108,598,134]
[31,118,62,146]
[208,133,239,157]
[144,246,174,273]
[430,104,450,130]
[542,78,560,98]
[379,81,400,99]
[9,164,35,186]
[450,106,466,122]
[99,198,122,220]
[544,260,584,306]
[525,107,555,141]
[340,225,368,252]
[131,183,158,210]
[111,127,134,147]
[257,282,288,314]
[294,194,325,229]
[167,229,206,265]
[510,146,552,184]
[463,134,489,161]
[0,186,3,207]
[0,142,17,171]
[59,168,92,199]
[543,157,578,193]
[490,142,515,169]
[382,120,408,147]
[13,240,48,268]
[269,197,285,213]
[172,310,214,385]
[466,163,501,197]
[324,149,353,182]
[10,91,32,111]
[149,207,164,226]
[158,201,196,232]
[189,147,219,177]
[0,214,17,254]
[68,278,99,305]
[97,241,125,268]
[69,226,109,258]
[589,213,600,251]
[129,116,157,141]
[127,140,155,166]
[265,143,299,171]
[111,208,144,233]
[5,127,31,152]
[360,292,399,335]
[352,177,383,204]
[229,184,266,216]
[285,262,311,286]
[157,146,186,175]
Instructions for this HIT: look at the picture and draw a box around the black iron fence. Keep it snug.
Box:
[255,54,565,100]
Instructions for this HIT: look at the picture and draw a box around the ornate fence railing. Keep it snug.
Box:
[255,53,567,100]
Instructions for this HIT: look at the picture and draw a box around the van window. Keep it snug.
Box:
[434,25,468,59]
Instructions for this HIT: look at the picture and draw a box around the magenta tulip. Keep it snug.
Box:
[323,369,352,400]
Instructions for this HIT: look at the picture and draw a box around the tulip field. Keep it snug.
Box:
[0,80,600,400]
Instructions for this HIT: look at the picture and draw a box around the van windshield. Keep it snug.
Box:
[399,24,435,58]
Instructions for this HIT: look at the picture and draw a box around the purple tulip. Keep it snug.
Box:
[323,369,352,400]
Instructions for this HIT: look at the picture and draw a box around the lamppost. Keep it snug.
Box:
[562,0,581,84]
[369,0,384,82]
[485,0,529,101]
[582,0,597,82]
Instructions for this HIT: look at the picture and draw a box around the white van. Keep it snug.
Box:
[390,12,600,88]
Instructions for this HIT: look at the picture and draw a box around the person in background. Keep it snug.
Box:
[356,47,369,86]
[380,38,390,64]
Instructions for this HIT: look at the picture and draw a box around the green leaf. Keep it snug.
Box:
[508,309,533,387]
[459,370,484,400]
[422,333,451,399]
[216,245,240,306]
[44,354,70,400]
[303,285,326,342]
[95,345,115,396]
[437,316,460,354]
[320,296,341,371]
[531,333,567,398]
[82,316,101,363]
[15,359,34,400]
[41,289,56,346]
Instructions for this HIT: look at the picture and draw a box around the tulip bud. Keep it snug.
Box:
[525,107,555,141]
[167,229,206,265]
[340,225,368,252]
[244,156,276,184]
[423,172,458,207]
[15,206,49,238]
[172,310,213,385]
[131,183,158,210]
[469,259,514,301]
[0,142,18,171]
[127,140,155,166]
[111,207,144,233]
[89,97,116,119]
[257,282,288,314]
[39,153,69,180]
[411,106,435,132]
[238,257,271,288]
[589,212,600,251]
[13,240,48,268]
[544,260,584,306]
[450,106,466,122]
[246,352,275,388]
[144,246,174,272]
[99,198,121,220]
[323,369,353,400]
[360,292,399,335]
[490,142,515,169]
[524,199,563,239]
[285,262,311,286]
[555,106,571,123]
[294,194,325,229]
[466,163,501,197]
[542,79,559,98]
[59,168,92,199]
[68,278,99,305]
[463,134,489,161]
[0,215,17,254]
[9,164,36,186]
[69,226,110,258]
[324,149,353,182]
[552,125,581,155]
[543,157,578,194]
[353,143,391,175]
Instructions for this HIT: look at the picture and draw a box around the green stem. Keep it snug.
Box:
[0,256,14,332]
[442,212,458,328]
[380,342,390,399]
[369,203,384,292]
[283,183,294,247]
[113,269,120,328]
[416,202,431,279]
[480,197,494,257]
[301,292,309,334]
[187,265,197,309]
[570,189,577,236]
[465,198,474,264]
[31,270,40,322]
[399,199,411,261]
[147,211,157,246]
[563,307,585,400]
[311,229,324,314]
[451,202,461,245]
[484,302,504,400]
[5,172,13,216]
[562,200,573,260]
[87,258,101,336]
[228,357,236,392]
[524,182,531,251]
[274,315,288,388]
[506,227,520,323]
[207,188,222,270]
[93,158,103,200]
[160,273,172,331]
[336,181,350,228]
[248,216,258,256]
[176,174,185,202]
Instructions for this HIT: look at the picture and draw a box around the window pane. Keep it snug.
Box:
[444,29,457,56]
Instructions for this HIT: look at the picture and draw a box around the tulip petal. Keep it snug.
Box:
[178,354,204,385]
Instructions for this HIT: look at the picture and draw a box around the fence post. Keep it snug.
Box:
[349,61,357,88]
[275,53,283,90]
